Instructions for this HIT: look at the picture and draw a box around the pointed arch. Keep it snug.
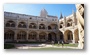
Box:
[4,30,15,40]
[48,32,57,42]
[48,24,57,30]
[29,23,37,29]
[28,31,37,40]
[18,22,27,28]
[39,24,45,29]
[67,19,73,27]
[39,32,46,40]
[74,29,79,43]
[6,20,15,27]
[64,30,73,43]
[17,30,27,40]
[60,21,63,28]
[59,31,63,41]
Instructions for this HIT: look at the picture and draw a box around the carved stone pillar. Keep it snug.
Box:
[37,32,39,41]
[14,30,17,42]
[72,32,75,44]
[27,31,29,41]
[45,33,48,41]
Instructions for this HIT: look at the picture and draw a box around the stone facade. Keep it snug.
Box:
[4,6,82,45]
[59,12,78,44]
[75,4,84,49]
[4,9,59,43]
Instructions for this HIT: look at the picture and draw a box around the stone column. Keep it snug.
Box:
[37,32,39,41]
[63,34,65,43]
[27,20,29,29]
[78,21,84,49]
[56,33,59,41]
[64,16,66,27]
[46,24,48,30]
[37,23,39,29]
[14,30,17,42]
[45,33,48,41]
[27,31,28,41]
[72,32,75,44]
[16,20,18,28]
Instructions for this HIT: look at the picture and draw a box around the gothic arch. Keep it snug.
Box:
[64,30,73,43]
[67,19,73,27]
[28,31,37,40]
[48,24,57,29]
[18,22,27,28]
[17,30,27,40]
[74,29,79,43]
[39,32,46,40]
[29,23,37,29]
[6,20,15,27]
[39,24,45,29]
[60,21,63,28]
[4,30,15,40]
[60,25,63,28]
[60,21,63,24]
[48,32,57,42]
[59,31,63,41]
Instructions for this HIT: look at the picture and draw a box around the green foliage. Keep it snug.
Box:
[4,44,15,49]
[5,41,46,44]
[30,47,72,50]
[54,43,78,47]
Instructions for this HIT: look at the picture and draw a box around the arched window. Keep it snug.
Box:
[60,22,63,28]
[74,29,79,43]
[60,25,62,28]
[28,31,37,40]
[17,31,27,40]
[67,23,70,27]
[39,32,46,40]
[48,24,57,29]
[48,26,51,29]
[29,23,36,29]
[18,22,26,28]
[6,21,15,27]
[67,19,72,27]
[64,30,73,43]
[60,32,63,40]
[67,32,73,40]
[48,32,56,41]
[39,24,45,29]
[29,17,32,19]
[4,30,14,40]
[67,22,72,27]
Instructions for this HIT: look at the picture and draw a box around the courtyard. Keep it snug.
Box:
[4,4,84,49]
[4,43,78,49]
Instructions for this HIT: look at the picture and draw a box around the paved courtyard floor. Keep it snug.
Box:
[14,44,79,49]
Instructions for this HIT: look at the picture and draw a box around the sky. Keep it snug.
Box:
[4,4,76,19]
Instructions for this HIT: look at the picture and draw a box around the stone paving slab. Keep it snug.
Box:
[15,44,79,49]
